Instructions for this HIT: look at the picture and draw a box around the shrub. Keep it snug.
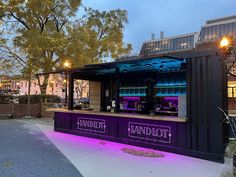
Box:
[42,95,61,103]
[0,94,13,104]
[225,141,236,158]
[18,95,61,104]
[18,95,40,104]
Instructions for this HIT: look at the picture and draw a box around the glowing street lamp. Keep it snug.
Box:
[219,36,230,48]
[63,61,71,105]
[64,61,71,68]
[219,36,234,55]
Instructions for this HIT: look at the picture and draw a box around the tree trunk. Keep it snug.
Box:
[27,73,31,117]
[76,88,79,100]
[80,87,83,98]
[38,74,49,95]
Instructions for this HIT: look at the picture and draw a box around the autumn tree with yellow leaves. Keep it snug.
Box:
[0,0,132,94]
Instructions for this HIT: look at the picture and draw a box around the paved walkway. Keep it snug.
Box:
[0,119,83,177]
[33,118,231,177]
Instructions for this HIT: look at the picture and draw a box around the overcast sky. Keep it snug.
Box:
[81,0,236,53]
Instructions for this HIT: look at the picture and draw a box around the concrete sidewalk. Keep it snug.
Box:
[0,119,83,177]
[34,118,231,177]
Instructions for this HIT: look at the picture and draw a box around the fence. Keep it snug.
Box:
[0,103,64,118]
[41,103,65,117]
[0,104,14,118]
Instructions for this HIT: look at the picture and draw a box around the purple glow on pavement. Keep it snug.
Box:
[44,129,189,162]
[36,124,225,177]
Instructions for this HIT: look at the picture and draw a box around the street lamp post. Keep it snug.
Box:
[16,82,20,87]
[49,81,55,95]
[16,82,20,94]
[219,36,236,76]
[63,61,71,105]
[64,78,68,104]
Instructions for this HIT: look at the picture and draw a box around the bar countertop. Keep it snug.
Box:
[48,108,188,123]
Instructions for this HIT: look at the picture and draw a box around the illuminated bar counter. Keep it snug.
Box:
[50,108,188,121]
[50,51,228,163]
[50,108,189,157]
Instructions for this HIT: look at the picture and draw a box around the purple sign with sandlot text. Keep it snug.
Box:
[77,117,106,134]
[128,122,171,144]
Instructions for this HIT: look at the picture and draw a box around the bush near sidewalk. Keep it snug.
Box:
[222,141,236,177]
[0,94,13,104]
[225,141,236,158]
[18,95,61,104]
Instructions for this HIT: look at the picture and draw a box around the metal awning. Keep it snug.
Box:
[72,56,187,78]
[35,56,188,80]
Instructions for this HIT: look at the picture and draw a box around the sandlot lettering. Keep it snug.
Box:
[128,122,171,143]
[79,119,105,129]
[77,117,106,134]
[130,125,169,138]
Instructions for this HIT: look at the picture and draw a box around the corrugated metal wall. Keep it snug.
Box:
[186,51,228,158]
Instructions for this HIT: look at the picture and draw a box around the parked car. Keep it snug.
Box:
[78,97,89,104]
[74,97,89,109]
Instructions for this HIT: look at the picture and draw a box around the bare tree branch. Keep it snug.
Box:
[227,49,236,74]
[3,45,27,67]
[9,11,30,30]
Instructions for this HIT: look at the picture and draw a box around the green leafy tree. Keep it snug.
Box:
[0,1,132,95]
[64,8,132,66]
[1,0,81,94]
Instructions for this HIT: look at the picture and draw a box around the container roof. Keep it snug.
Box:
[72,56,187,80]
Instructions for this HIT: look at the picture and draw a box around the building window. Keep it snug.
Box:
[225,23,229,36]
[228,88,233,97]
[228,23,233,36]
[228,80,236,98]
[170,39,174,51]
[220,24,226,37]
[228,87,236,98]
[201,28,206,41]
[180,42,186,48]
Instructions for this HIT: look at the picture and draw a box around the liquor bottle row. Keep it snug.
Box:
[119,72,187,97]
[155,87,186,96]
[119,87,146,97]
[119,87,186,97]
